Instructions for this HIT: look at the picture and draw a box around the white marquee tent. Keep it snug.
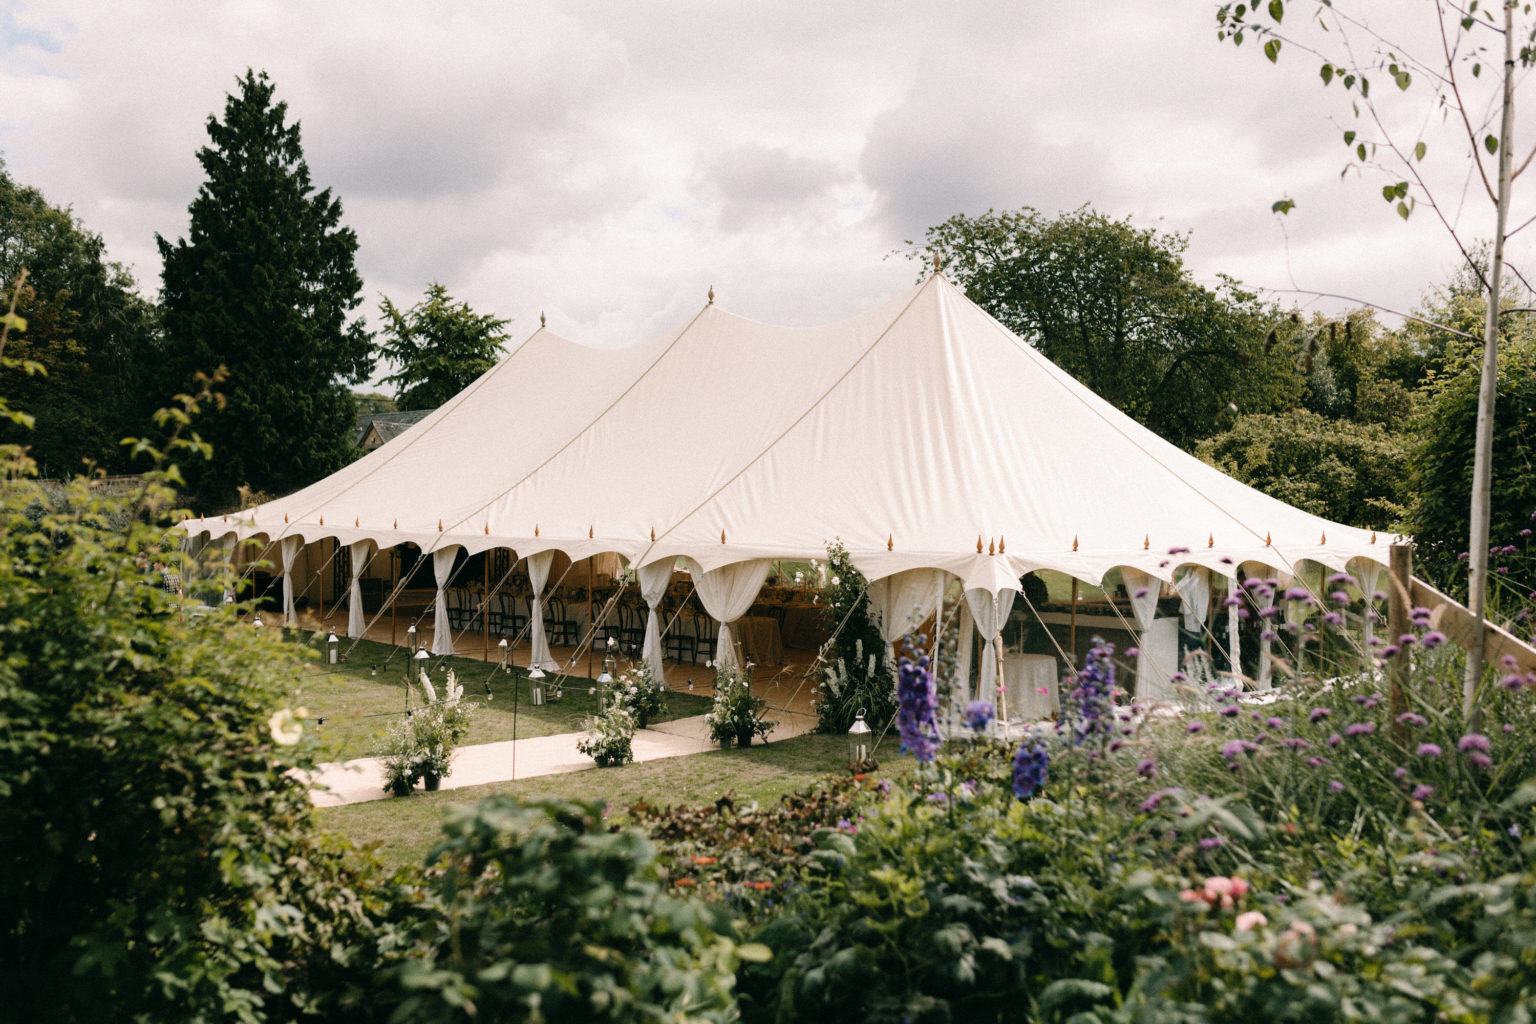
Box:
[183,272,1398,706]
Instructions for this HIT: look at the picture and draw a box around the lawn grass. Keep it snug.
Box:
[285,633,713,762]
[319,731,908,870]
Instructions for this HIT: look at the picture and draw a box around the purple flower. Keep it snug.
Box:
[1061,642,1117,748]
[1187,721,1205,734]
[1309,707,1331,722]
[1500,673,1526,690]
[1412,784,1434,800]
[1326,572,1356,587]
[1328,733,1343,748]
[1397,712,1427,727]
[1267,717,1286,729]
[962,700,995,734]
[1260,629,1277,641]
[1134,587,1149,598]
[1285,587,1310,601]
[1323,611,1343,627]
[1168,546,1191,554]
[1419,630,1443,649]
[1393,766,1407,779]
[1224,595,1242,607]
[1259,606,1281,619]
[1417,743,1442,758]
[1137,758,1157,778]
[1329,780,1345,792]
[1220,705,1241,717]
[1352,692,1381,709]
[1011,737,1050,800]
[1305,756,1325,767]
[1281,737,1313,750]
[1141,787,1180,812]
[896,653,940,763]
[1199,836,1225,850]
[1345,722,1375,737]
[1468,751,1494,770]
[1221,739,1250,760]
[1125,646,1140,658]
[1381,645,1401,659]
[1458,733,1491,753]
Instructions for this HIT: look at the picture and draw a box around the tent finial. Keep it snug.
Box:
[651,527,656,541]
[355,516,359,527]
[319,515,324,525]
[888,533,894,551]
[932,252,942,275]
[721,528,727,544]
[393,519,398,529]
[998,535,1005,553]
[977,535,984,553]
[283,513,288,523]
[708,285,715,305]
[534,523,540,537]
[484,523,489,535]
[988,538,995,556]
[438,520,443,532]
[1265,531,1271,546]
[1320,530,1327,544]
[540,310,546,328]
[1072,534,1079,552]
[1371,530,1377,544]
[1144,534,1149,550]
[1208,532,1213,548]
[589,525,594,539]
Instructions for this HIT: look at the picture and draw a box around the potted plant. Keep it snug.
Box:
[614,661,666,728]
[380,718,419,796]
[707,667,772,748]
[577,703,637,766]
[412,669,473,788]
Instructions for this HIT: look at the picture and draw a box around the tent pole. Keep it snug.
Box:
[994,591,1008,728]
[390,548,398,647]
[482,554,490,663]
[1069,578,1079,666]
[586,555,595,680]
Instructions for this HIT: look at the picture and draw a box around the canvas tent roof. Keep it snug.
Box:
[185,272,1396,592]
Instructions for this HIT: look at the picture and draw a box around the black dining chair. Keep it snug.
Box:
[545,596,579,647]
[692,609,719,665]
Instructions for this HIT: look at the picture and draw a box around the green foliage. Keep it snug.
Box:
[578,702,638,766]
[0,161,161,475]
[351,391,397,415]
[378,281,509,409]
[372,798,749,1022]
[1196,409,1410,529]
[916,206,1304,448]
[0,425,386,1021]
[1408,332,1536,589]
[814,541,893,734]
[613,659,667,726]
[157,69,373,510]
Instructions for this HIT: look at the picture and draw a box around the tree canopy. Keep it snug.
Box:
[377,282,508,409]
[917,206,1302,449]
[157,70,373,510]
[0,161,160,477]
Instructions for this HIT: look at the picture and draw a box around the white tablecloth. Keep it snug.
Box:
[1003,653,1059,721]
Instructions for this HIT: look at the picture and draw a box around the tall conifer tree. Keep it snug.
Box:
[158,69,372,509]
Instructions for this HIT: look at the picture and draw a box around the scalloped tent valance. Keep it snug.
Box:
[180,272,1395,592]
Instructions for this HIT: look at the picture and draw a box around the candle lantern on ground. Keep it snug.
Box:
[529,666,546,705]
[327,629,339,664]
[847,707,872,765]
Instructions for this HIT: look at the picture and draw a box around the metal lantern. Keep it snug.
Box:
[529,665,546,705]
[406,623,417,651]
[847,707,872,765]
[498,636,509,673]
[253,614,264,629]
[327,629,339,664]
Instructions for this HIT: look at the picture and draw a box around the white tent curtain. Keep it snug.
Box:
[1175,567,1210,632]
[964,587,1016,710]
[1356,560,1383,653]
[527,550,558,671]
[688,558,772,671]
[279,536,300,626]
[637,559,672,684]
[1121,566,1176,702]
[867,568,948,665]
[953,599,975,705]
[347,540,372,638]
[1224,576,1242,685]
[431,546,459,656]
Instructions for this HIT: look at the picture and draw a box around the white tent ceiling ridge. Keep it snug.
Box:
[183,271,1399,600]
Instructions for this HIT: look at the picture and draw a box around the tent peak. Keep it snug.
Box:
[708,285,715,305]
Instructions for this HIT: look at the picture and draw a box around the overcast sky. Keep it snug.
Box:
[4,1,1534,372]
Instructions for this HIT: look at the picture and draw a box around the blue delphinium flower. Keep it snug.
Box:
[963,700,995,734]
[896,652,940,763]
[1012,737,1050,800]
[1062,640,1116,748]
